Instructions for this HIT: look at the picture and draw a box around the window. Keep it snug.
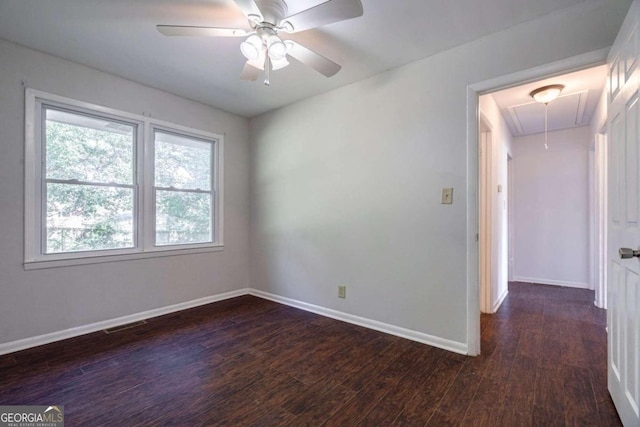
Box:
[44,107,137,254]
[153,130,213,246]
[25,89,223,268]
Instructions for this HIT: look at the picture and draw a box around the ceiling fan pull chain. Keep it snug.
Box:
[264,54,271,86]
[544,103,549,151]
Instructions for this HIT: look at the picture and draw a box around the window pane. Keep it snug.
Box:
[46,108,134,184]
[155,190,211,245]
[46,183,134,253]
[155,131,211,190]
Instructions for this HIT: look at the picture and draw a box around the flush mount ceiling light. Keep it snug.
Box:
[530,84,565,150]
[157,0,364,86]
[530,84,565,104]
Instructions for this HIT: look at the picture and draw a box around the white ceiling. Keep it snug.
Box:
[489,65,608,136]
[0,0,630,117]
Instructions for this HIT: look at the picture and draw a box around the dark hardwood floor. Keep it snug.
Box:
[0,282,621,426]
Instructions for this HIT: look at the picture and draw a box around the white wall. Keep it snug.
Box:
[0,39,251,345]
[249,2,627,348]
[512,126,591,288]
[479,94,513,312]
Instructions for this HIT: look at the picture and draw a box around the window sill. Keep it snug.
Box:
[24,245,224,270]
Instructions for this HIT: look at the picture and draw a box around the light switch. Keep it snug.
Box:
[441,188,453,204]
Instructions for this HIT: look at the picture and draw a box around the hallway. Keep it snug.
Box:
[479,282,619,425]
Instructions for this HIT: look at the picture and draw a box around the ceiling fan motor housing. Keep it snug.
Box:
[256,0,289,26]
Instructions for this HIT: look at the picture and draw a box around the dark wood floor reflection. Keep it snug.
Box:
[0,283,621,426]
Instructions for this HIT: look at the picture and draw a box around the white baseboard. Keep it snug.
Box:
[513,276,591,290]
[1,287,469,357]
[0,288,249,356]
[492,288,508,313]
[249,289,468,355]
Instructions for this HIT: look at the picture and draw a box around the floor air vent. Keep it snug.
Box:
[103,320,147,334]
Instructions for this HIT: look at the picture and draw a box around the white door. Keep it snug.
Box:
[608,1,640,425]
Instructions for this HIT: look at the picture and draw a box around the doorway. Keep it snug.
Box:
[466,50,611,355]
[479,64,608,310]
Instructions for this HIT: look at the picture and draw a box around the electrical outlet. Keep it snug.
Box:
[441,187,453,204]
[338,285,346,299]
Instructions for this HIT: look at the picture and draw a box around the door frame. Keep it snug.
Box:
[465,47,609,355]
[479,115,493,314]
[507,154,514,283]
[594,128,608,308]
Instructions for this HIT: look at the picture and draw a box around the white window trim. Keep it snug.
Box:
[24,88,224,270]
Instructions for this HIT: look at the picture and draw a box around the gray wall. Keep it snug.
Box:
[249,1,627,346]
[0,0,630,351]
[0,39,251,344]
[512,126,591,288]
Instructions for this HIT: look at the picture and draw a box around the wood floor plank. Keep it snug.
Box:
[338,336,411,392]
[563,365,599,418]
[516,328,543,359]
[534,366,565,413]
[482,345,515,383]
[324,343,430,426]
[531,405,565,427]
[426,409,460,426]
[437,361,483,421]
[461,375,507,426]
[381,346,447,425]
[247,407,297,427]
[391,405,435,426]
[499,402,533,426]
[505,354,537,407]
[286,384,356,426]
[0,355,17,369]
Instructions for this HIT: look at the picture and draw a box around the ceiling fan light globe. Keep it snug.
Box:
[271,57,289,70]
[268,42,287,60]
[240,34,262,60]
[240,42,259,60]
[266,35,287,60]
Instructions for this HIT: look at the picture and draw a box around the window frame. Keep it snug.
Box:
[24,88,224,269]
[149,125,219,248]
[39,103,142,255]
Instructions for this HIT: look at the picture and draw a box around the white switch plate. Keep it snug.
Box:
[338,285,346,299]
[441,188,453,204]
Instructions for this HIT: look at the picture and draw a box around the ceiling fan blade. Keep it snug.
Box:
[286,41,341,77]
[240,62,261,81]
[233,0,263,19]
[157,25,251,37]
[284,0,363,33]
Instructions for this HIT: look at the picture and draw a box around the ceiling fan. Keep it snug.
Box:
[157,0,363,85]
